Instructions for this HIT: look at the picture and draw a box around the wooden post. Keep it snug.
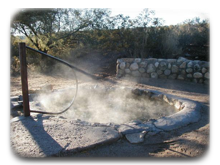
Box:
[19,43,30,117]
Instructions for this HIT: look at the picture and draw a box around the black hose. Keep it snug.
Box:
[26,46,78,115]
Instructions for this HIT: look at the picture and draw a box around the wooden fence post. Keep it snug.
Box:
[19,42,30,117]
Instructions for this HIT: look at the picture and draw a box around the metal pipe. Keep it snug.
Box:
[26,46,97,79]
[25,45,79,115]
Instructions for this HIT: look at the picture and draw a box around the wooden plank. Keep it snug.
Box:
[19,43,30,117]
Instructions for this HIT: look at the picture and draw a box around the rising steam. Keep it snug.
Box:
[29,56,176,124]
[31,85,177,124]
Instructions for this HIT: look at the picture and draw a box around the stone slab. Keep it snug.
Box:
[154,99,201,131]
[10,115,121,157]
[11,101,22,109]
[125,131,147,144]
[10,86,203,151]
[117,124,150,135]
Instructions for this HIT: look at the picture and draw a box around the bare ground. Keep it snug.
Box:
[10,53,209,158]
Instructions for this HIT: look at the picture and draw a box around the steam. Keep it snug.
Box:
[31,85,177,124]
[28,55,176,124]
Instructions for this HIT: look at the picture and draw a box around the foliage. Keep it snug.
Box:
[10,8,210,75]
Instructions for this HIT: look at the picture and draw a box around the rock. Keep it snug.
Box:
[168,63,171,69]
[159,75,167,79]
[123,58,134,63]
[204,72,209,79]
[140,61,147,67]
[199,79,203,84]
[180,62,187,68]
[153,99,202,131]
[117,69,124,75]
[119,62,126,70]
[129,120,142,125]
[151,72,158,78]
[187,61,193,68]
[202,67,207,73]
[186,74,193,78]
[131,71,141,77]
[203,62,209,68]
[204,80,209,85]
[139,68,145,73]
[155,62,159,68]
[125,68,131,74]
[164,69,171,76]
[148,58,157,62]
[147,64,156,73]
[177,57,187,63]
[10,117,120,157]
[177,75,184,80]
[181,70,186,75]
[168,74,177,79]
[126,63,130,68]
[117,59,123,64]
[193,72,203,78]
[134,58,141,63]
[159,61,167,70]
[157,70,163,75]
[194,64,201,72]
[117,58,209,85]
[193,79,197,83]
[186,68,193,73]
[125,131,147,144]
[130,63,139,71]
[117,124,149,135]
[171,65,179,73]
[174,101,182,110]
[167,59,177,63]
[142,73,150,78]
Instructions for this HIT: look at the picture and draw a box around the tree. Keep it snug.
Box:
[11,8,111,53]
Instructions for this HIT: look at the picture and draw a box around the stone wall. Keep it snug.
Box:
[116,57,209,84]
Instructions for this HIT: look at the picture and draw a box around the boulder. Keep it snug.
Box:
[130,63,139,71]
[154,62,159,68]
[204,72,209,79]
[157,70,163,75]
[159,61,167,70]
[164,69,171,76]
[187,61,193,68]
[171,65,179,73]
[134,58,141,63]
[177,75,184,80]
[180,62,187,68]
[202,67,208,73]
[194,64,201,72]
[186,68,193,73]
[177,57,187,63]
[151,72,158,78]
[119,62,126,70]
[125,131,147,144]
[193,72,203,78]
[147,64,156,73]
[168,63,171,69]
[168,74,177,79]
[125,68,131,74]
[131,71,141,77]
[139,68,145,73]
[186,74,193,78]
[140,61,147,67]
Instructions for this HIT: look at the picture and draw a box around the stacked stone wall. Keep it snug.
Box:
[116,57,209,84]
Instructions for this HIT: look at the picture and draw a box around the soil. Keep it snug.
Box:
[10,52,209,158]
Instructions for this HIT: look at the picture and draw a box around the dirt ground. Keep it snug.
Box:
[10,53,209,158]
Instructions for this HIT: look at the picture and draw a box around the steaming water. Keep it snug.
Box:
[30,85,177,124]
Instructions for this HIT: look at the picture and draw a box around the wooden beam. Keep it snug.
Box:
[19,42,30,117]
